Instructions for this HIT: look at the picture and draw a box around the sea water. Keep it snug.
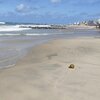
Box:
[0,26,100,69]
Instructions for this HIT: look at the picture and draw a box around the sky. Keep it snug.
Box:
[0,0,100,24]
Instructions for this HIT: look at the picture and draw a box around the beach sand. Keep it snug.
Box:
[0,38,100,100]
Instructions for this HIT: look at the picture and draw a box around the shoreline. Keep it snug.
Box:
[0,36,96,70]
[0,37,100,100]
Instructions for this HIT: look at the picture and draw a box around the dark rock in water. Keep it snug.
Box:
[68,64,75,69]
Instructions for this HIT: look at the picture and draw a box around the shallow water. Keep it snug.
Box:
[0,28,100,69]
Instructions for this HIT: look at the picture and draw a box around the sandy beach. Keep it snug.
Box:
[0,37,100,100]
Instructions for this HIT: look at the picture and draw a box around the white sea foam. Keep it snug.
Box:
[0,25,30,32]
[0,33,20,36]
[25,33,49,36]
[0,33,49,36]
[0,22,5,25]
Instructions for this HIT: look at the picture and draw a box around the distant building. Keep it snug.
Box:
[94,19,100,28]
[78,21,87,26]
[87,20,95,26]
[73,22,80,25]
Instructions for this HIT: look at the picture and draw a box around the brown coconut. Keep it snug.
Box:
[68,64,75,69]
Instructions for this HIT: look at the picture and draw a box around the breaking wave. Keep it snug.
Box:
[0,33,49,36]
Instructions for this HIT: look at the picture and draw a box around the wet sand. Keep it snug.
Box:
[0,37,100,100]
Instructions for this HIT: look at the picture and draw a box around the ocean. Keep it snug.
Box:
[0,24,100,69]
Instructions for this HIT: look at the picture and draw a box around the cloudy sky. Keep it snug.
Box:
[0,0,100,24]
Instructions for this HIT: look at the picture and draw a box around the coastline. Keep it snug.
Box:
[0,37,100,100]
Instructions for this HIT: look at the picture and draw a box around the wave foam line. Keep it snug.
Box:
[25,33,49,36]
[0,34,20,36]
[0,33,49,36]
